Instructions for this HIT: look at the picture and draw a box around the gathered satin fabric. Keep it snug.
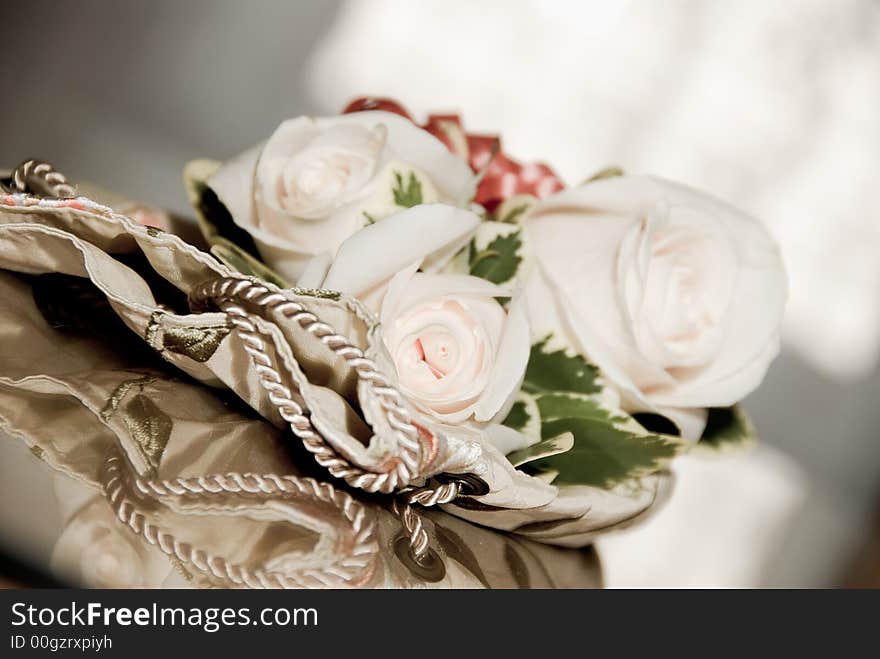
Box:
[0,188,668,587]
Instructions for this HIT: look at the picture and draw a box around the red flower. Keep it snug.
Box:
[343,97,564,212]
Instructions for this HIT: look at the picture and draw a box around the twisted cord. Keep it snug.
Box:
[189,277,424,490]
[392,499,430,560]
[102,452,378,588]
[390,480,462,561]
[222,301,401,493]
[10,159,76,198]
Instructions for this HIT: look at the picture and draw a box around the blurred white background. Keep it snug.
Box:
[2,0,879,586]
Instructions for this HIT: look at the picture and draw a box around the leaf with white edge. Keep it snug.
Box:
[392,170,423,208]
[502,391,541,439]
[513,335,686,487]
[536,392,616,422]
[357,162,439,227]
[469,230,523,284]
[531,414,682,487]
[503,401,529,431]
[493,194,538,225]
[697,405,757,452]
[522,336,601,396]
[499,204,528,224]
[507,432,574,468]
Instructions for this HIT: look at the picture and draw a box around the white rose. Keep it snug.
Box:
[207,111,476,281]
[523,175,787,440]
[380,271,529,423]
[307,203,529,425]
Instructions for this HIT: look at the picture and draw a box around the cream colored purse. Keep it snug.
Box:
[0,162,666,587]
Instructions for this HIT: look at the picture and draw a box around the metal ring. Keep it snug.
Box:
[437,472,490,497]
[393,535,445,582]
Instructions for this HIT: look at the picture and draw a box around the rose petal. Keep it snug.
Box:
[334,111,476,205]
[482,423,536,454]
[473,295,530,422]
[296,251,333,289]
[207,144,261,229]
[654,405,709,442]
[322,203,480,298]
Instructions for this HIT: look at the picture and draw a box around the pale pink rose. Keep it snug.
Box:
[524,175,787,440]
[307,203,529,425]
[380,271,529,424]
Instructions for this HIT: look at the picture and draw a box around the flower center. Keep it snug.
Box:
[385,297,495,416]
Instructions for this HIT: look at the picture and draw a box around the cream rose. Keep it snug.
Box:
[207,111,476,281]
[523,175,787,440]
[305,202,529,425]
[380,271,529,423]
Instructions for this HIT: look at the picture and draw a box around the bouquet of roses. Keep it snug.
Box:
[0,97,785,587]
[181,97,786,533]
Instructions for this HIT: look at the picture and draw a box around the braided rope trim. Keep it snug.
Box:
[9,159,76,198]
[190,277,426,491]
[392,481,462,560]
[101,452,379,588]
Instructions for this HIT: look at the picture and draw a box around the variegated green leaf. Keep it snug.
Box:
[392,170,424,208]
[501,391,541,439]
[534,413,681,487]
[468,228,523,285]
[509,335,685,487]
[493,194,538,225]
[522,336,601,396]
[506,432,574,468]
[697,405,757,452]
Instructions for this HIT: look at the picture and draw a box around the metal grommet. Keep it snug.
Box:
[437,472,490,497]
[393,536,445,583]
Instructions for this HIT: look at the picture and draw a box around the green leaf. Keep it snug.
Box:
[503,400,530,432]
[506,432,574,468]
[513,335,685,487]
[499,203,529,224]
[532,415,679,487]
[698,405,757,452]
[468,230,523,284]
[501,391,541,440]
[536,393,612,421]
[521,337,601,396]
[392,171,423,208]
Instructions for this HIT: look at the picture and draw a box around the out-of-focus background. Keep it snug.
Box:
[1,0,879,587]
